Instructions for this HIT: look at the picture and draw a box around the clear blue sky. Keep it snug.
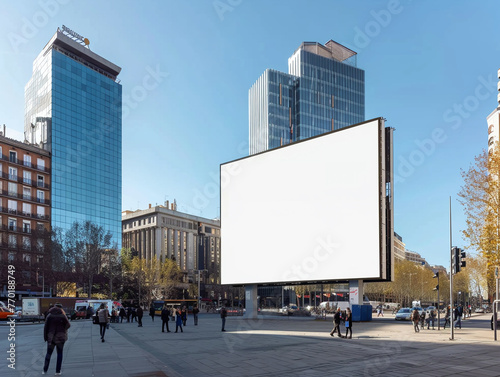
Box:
[0,0,498,269]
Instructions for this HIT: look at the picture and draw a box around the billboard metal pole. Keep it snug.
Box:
[449,197,454,341]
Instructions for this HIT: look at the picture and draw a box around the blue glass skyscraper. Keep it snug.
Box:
[249,40,364,154]
[24,27,122,249]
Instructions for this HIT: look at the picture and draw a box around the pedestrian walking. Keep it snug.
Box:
[329,307,342,337]
[131,307,137,323]
[149,305,155,322]
[420,311,426,330]
[411,308,420,333]
[119,307,126,323]
[444,305,451,329]
[42,303,70,375]
[344,307,352,339]
[193,305,199,325]
[137,306,144,327]
[454,305,463,329]
[111,308,117,323]
[175,307,184,333]
[98,303,109,342]
[126,307,132,322]
[377,305,384,317]
[220,306,228,331]
[428,309,436,330]
[161,306,171,333]
[181,306,187,326]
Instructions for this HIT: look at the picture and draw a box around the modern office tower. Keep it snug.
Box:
[0,130,51,295]
[487,68,500,153]
[249,40,365,154]
[24,27,122,249]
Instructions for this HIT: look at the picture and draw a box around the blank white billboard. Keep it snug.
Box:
[220,118,386,285]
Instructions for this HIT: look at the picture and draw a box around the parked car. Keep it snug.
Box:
[395,308,412,321]
[0,307,14,320]
[411,307,424,315]
[281,305,299,315]
[475,307,485,313]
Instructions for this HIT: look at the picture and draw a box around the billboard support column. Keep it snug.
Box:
[244,285,258,319]
[350,280,371,321]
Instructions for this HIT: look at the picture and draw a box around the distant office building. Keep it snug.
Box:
[0,129,51,296]
[24,26,122,249]
[393,232,406,261]
[487,68,500,153]
[405,249,428,266]
[249,40,365,154]
[122,202,221,287]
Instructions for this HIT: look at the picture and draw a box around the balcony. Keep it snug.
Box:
[1,154,50,173]
[0,189,51,205]
[0,206,50,221]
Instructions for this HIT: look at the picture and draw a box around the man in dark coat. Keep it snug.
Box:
[329,307,342,337]
[220,306,227,332]
[43,303,70,375]
[161,306,171,332]
[137,306,144,327]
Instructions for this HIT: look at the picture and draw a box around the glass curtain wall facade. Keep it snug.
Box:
[25,29,122,249]
[249,40,365,154]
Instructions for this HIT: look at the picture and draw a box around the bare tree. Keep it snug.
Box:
[64,221,112,298]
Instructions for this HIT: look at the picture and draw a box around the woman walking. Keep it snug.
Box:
[345,308,352,339]
[175,307,183,333]
[411,308,420,333]
[43,303,70,375]
[98,303,109,342]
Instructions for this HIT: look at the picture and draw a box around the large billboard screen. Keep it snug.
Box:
[220,118,389,285]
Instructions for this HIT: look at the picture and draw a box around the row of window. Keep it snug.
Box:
[0,148,47,171]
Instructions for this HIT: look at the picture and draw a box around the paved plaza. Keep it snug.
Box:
[0,313,499,376]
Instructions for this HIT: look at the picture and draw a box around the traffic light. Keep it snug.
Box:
[452,247,459,274]
[453,248,466,274]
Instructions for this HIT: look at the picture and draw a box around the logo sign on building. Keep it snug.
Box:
[61,25,90,46]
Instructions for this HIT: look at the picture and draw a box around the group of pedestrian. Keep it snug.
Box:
[41,301,220,374]
[329,307,352,339]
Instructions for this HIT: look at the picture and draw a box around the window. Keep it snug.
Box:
[37,222,44,231]
[37,175,44,187]
[9,151,17,163]
[8,234,17,247]
[23,171,31,184]
[22,203,31,216]
[8,182,17,196]
[37,206,45,218]
[8,200,17,214]
[24,155,31,167]
[8,218,16,231]
[8,252,15,262]
[37,158,45,171]
[22,237,30,251]
[9,166,17,181]
[23,221,31,233]
[37,190,44,203]
[23,187,31,200]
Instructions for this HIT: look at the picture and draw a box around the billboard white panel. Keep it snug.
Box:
[221,119,384,285]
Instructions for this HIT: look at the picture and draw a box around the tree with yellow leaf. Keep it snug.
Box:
[458,145,500,300]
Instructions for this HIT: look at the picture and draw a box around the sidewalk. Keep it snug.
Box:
[1,313,499,376]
